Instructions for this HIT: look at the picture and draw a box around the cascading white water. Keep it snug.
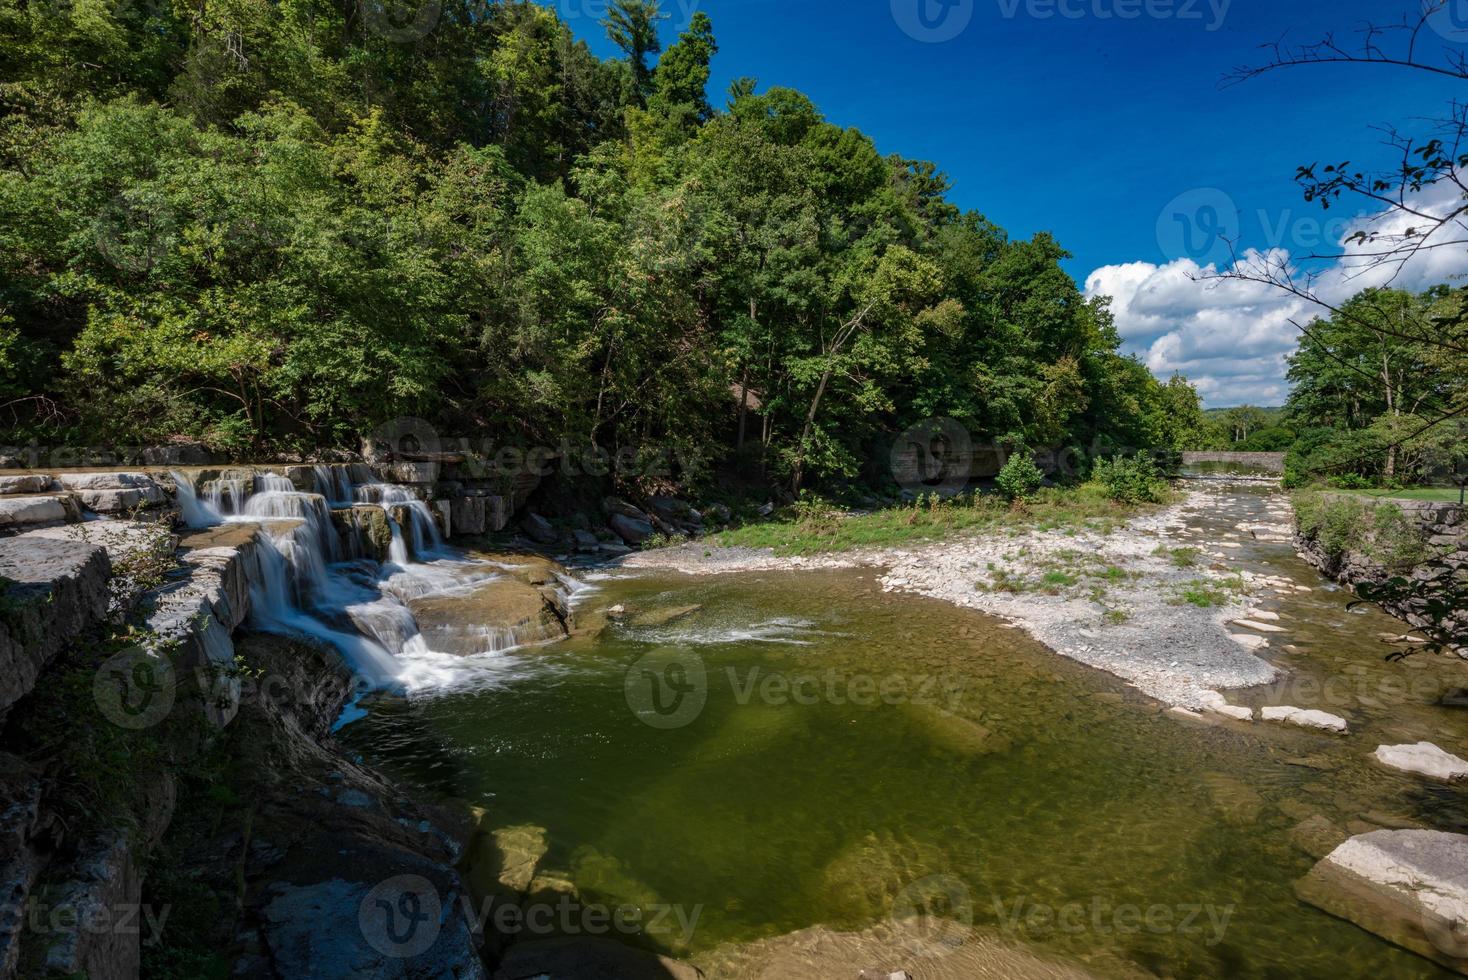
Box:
[354,482,442,562]
[207,478,250,517]
[171,470,222,528]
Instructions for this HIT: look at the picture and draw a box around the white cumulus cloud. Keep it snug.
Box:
[1084,183,1468,408]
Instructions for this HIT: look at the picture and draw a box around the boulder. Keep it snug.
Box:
[55,471,156,492]
[609,512,655,545]
[602,496,649,521]
[75,486,167,514]
[432,499,451,539]
[0,474,53,495]
[0,495,75,529]
[450,496,486,536]
[1296,830,1468,974]
[521,512,557,544]
[702,502,731,525]
[1261,705,1349,734]
[1374,742,1468,782]
[0,535,110,719]
[1198,690,1253,722]
[572,529,600,552]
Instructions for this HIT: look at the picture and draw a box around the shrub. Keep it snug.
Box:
[996,452,1045,501]
[1089,452,1169,504]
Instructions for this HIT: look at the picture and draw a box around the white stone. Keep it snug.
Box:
[0,495,70,528]
[1261,705,1349,734]
[1233,618,1287,633]
[56,471,157,491]
[1374,742,1468,782]
[1198,690,1254,722]
[0,474,54,495]
[1229,632,1268,650]
[1298,830,1468,972]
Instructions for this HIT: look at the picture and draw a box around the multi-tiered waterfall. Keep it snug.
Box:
[171,466,575,714]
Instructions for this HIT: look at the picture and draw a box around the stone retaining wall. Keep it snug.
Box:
[1294,493,1467,645]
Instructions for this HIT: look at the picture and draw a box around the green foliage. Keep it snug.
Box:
[996,452,1044,501]
[1292,491,1430,573]
[715,485,1151,555]
[0,0,1199,489]
[1088,452,1170,504]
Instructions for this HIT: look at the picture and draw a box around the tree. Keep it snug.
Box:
[602,0,665,106]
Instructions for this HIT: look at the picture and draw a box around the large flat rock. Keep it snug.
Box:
[0,494,77,530]
[1297,829,1468,974]
[1375,742,1468,782]
[0,535,109,718]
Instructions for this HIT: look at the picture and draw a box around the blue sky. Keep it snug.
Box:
[564,0,1464,405]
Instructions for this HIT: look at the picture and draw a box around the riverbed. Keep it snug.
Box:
[341,481,1468,978]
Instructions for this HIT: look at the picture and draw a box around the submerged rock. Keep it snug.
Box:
[1296,829,1468,974]
[1373,742,1468,782]
[1260,705,1349,734]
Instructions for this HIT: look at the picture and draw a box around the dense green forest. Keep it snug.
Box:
[1279,286,1468,489]
[0,0,1206,490]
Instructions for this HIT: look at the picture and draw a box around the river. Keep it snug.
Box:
[337,481,1468,978]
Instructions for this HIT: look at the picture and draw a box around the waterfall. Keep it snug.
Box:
[171,471,222,528]
[312,464,356,506]
[164,463,564,716]
[355,482,442,561]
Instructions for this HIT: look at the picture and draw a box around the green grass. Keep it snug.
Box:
[1154,545,1200,568]
[1343,487,1464,503]
[1170,575,1247,608]
[713,487,1165,556]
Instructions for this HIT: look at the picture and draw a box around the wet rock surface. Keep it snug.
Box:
[1297,829,1468,975]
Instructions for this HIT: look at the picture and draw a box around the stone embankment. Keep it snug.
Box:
[1294,493,1467,649]
[0,458,544,979]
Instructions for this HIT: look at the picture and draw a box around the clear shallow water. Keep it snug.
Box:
[343,486,1468,979]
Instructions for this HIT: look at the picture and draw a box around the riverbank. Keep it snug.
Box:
[627,484,1301,709]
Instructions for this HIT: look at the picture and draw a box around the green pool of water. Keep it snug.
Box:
[344,498,1467,978]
